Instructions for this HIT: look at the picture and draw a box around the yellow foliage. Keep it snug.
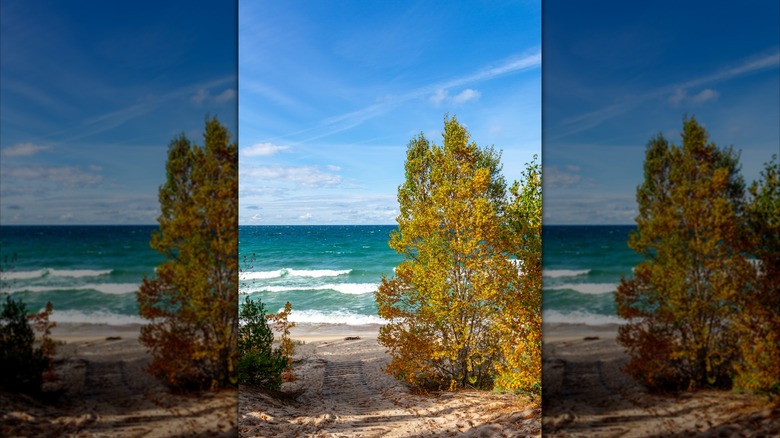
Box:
[376,116,541,393]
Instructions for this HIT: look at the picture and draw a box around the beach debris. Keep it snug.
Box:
[105,336,122,341]
[583,336,599,341]
[344,336,361,341]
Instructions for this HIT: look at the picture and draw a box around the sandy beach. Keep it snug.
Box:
[0,322,237,437]
[542,323,780,437]
[239,323,541,437]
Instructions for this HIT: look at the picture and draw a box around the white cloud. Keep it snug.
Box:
[191,88,208,104]
[453,88,481,104]
[429,88,481,105]
[544,165,582,187]
[691,88,720,103]
[668,88,687,106]
[2,166,102,187]
[243,142,290,156]
[668,88,720,106]
[429,88,448,105]
[215,89,236,103]
[326,164,342,171]
[2,143,50,157]
[243,165,342,187]
[299,213,313,220]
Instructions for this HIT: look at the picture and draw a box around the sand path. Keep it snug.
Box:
[542,325,780,437]
[1,326,237,437]
[240,336,540,437]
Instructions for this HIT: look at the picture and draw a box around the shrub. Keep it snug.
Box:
[0,296,47,393]
[238,296,287,389]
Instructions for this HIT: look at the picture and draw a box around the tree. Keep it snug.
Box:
[736,155,780,393]
[493,156,542,393]
[376,116,538,391]
[615,116,752,391]
[137,116,238,391]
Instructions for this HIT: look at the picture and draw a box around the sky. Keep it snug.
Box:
[0,0,237,225]
[239,1,541,225]
[543,1,780,225]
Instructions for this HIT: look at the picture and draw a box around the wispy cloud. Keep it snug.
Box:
[243,142,290,157]
[691,88,720,103]
[215,89,236,103]
[242,165,342,188]
[544,165,583,188]
[2,165,103,187]
[1,143,50,157]
[270,50,541,144]
[452,89,481,104]
[556,49,780,139]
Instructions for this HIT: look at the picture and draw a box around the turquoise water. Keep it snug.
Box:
[1,224,638,326]
[542,225,640,325]
[239,225,402,325]
[0,225,162,324]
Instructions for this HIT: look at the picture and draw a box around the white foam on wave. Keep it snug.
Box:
[543,269,590,278]
[285,309,384,326]
[240,268,351,281]
[547,283,617,295]
[542,310,623,326]
[48,310,145,325]
[2,268,113,280]
[247,283,379,295]
[9,283,139,295]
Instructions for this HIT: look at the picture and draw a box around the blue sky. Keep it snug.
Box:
[543,1,780,225]
[0,1,237,225]
[239,1,541,225]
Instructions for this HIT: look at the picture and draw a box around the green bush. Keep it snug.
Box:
[0,296,47,393]
[238,296,287,389]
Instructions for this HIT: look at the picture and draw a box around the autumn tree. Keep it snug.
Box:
[615,117,752,391]
[735,155,780,393]
[137,116,238,391]
[493,156,542,393]
[376,116,539,391]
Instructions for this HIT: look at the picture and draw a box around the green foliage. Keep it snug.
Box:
[376,116,541,392]
[616,116,753,391]
[735,155,780,394]
[267,301,296,382]
[238,296,287,389]
[137,116,238,392]
[0,296,47,394]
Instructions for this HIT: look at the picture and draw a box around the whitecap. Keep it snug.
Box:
[8,283,139,295]
[284,309,384,325]
[240,268,351,281]
[49,310,145,325]
[547,283,617,295]
[543,269,590,278]
[250,283,379,295]
[542,310,623,325]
